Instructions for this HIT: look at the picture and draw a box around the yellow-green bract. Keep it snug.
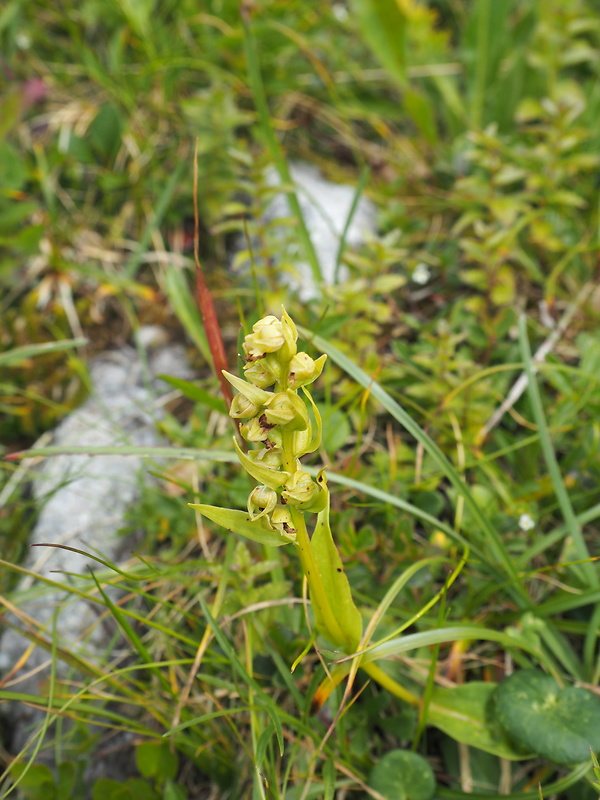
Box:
[188,504,295,547]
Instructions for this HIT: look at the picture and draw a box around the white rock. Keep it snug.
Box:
[0,339,191,754]
[262,161,377,301]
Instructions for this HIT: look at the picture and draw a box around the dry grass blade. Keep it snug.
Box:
[476,281,595,445]
[193,138,232,410]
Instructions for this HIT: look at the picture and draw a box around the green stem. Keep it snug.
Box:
[290,507,347,647]
[361,662,420,706]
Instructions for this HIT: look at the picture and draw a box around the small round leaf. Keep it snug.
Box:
[495,669,600,765]
[369,750,435,800]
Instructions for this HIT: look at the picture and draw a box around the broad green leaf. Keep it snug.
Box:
[310,474,362,649]
[404,87,437,144]
[0,140,26,187]
[427,683,530,760]
[9,764,56,800]
[161,267,210,362]
[320,406,350,454]
[163,780,187,800]
[87,102,122,161]
[495,669,600,765]
[189,504,292,547]
[369,750,435,800]
[56,763,76,799]
[135,741,178,781]
[117,0,155,39]
[350,0,409,88]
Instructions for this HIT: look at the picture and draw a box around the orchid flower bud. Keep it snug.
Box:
[264,391,308,431]
[243,315,285,361]
[270,504,296,538]
[243,359,279,388]
[240,416,272,442]
[276,307,298,363]
[288,353,327,388]
[253,446,284,469]
[281,471,318,506]
[229,393,261,420]
[247,485,278,521]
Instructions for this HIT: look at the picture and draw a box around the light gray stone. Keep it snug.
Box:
[236,161,377,301]
[0,337,191,757]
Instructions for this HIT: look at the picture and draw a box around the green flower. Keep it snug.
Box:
[288,353,327,388]
[243,315,285,361]
[240,416,273,442]
[270,505,296,538]
[247,485,277,521]
[229,393,261,420]
[282,471,318,506]
[243,359,279,388]
[264,391,308,431]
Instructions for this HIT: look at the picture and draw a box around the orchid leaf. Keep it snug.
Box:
[310,473,362,649]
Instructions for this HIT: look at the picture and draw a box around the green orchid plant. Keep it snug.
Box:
[190,309,425,718]
[190,309,363,654]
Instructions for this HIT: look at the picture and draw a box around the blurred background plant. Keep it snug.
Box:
[2,0,600,797]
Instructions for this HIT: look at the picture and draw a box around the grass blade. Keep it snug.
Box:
[0,339,87,367]
[241,8,322,289]
[198,595,285,757]
[299,326,528,604]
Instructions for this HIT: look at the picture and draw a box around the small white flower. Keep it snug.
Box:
[412,263,431,285]
[16,32,31,50]
[332,3,349,21]
[518,513,535,532]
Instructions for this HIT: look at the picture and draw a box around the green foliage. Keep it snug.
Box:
[8,763,75,800]
[3,0,600,798]
[495,670,600,765]
[368,749,436,800]
[92,778,159,800]
[428,683,529,761]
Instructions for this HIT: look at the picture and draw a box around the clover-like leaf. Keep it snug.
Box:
[495,669,600,765]
[369,750,435,800]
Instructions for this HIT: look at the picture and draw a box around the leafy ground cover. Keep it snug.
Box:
[1,0,600,797]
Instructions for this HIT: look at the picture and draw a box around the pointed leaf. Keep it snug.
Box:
[310,474,362,649]
[189,504,292,546]
[427,682,530,761]
[222,370,273,406]
[350,0,409,88]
